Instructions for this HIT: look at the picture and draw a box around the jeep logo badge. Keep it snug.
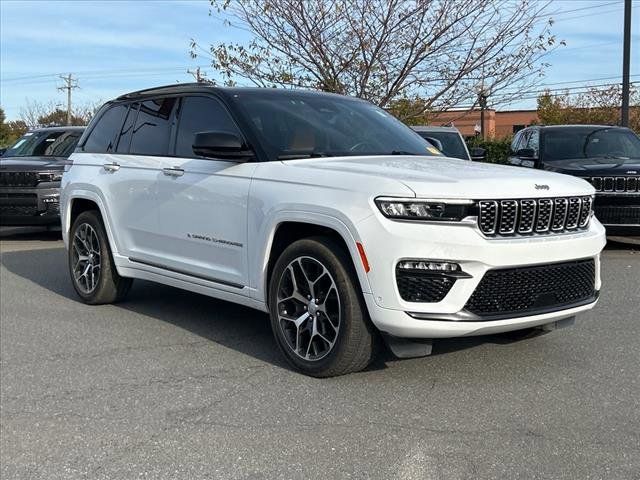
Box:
[535,184,550,190]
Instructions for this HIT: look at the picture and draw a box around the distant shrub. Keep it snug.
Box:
[466,137,512,164]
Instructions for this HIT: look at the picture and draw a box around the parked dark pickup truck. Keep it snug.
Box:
[507,125,640,236]
[0,126,84,227]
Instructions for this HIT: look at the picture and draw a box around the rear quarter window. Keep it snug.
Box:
[83,104,128,153]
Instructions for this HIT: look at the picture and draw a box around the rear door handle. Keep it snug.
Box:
[163,167,184,177]
[103,162,120,172]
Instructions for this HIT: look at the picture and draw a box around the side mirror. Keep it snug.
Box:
[424,137,443,152]
[469,147,486,161]
[516,148,536,159]
[192,131,253,161]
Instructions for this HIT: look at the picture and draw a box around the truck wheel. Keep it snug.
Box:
[68,210,132,304]
[268,237,375,377]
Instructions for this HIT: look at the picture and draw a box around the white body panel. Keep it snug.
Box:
[62,153,606,339]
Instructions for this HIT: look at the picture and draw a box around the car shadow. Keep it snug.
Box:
[2,241,625,374]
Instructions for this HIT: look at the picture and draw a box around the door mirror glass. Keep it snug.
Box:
[192,131,253,161]
[516,148,536,159]
[469,147,486,161]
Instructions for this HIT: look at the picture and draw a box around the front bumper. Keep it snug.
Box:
[356,213,606,338]
[0,185,61,226]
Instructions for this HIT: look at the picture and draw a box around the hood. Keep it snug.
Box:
[0,156,69,171]
[542,158,640,177]
[283,155,594,199]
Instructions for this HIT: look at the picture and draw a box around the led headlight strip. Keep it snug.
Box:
[375,197,475,221]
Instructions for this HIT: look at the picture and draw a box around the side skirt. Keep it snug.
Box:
[113,254,268,313]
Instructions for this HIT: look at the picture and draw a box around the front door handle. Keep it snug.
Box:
[163,167,184,177]
[103,162,120,172]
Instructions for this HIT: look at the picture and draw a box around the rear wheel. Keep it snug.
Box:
[268,237,375,377]
[69,210,132,304]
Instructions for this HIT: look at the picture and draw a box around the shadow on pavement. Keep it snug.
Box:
[3,237,635,374]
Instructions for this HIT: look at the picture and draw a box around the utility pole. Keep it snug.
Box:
[621,0,632,127]
[476,82,489,140]
[57,74,79,126]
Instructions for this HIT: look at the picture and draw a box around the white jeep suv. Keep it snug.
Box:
[61,85,606,377]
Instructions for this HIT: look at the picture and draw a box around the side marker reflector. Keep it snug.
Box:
[356,242,370,273]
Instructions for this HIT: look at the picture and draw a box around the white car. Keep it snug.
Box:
[61,85,606,377]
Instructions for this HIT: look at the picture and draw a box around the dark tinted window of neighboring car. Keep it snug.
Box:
[129,97,177,156]
[83,104,128,153]
[175,96,241,158]
[524,129,539,156]
[416,131,469,160]
[115,103,139,153]
[542,127,640,163]
[4,129,83,158]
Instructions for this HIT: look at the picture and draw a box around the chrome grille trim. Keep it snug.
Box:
[518,199,536,233]
[478,201,499,235]
[499,200,518,234]
[565,197,581,229]
[578,196,592,227]
[477,196,593,237]
[536,198,553,232]
[591,176,639,193]
[552,198,569,231]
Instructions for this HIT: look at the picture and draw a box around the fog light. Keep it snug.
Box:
[42,196,59,204]
[397,260,460,272]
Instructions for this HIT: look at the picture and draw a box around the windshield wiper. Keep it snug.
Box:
[390,150,421,156]
[277,152,333,160]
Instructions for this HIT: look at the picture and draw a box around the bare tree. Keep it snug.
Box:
[191,0,561,120]
[19,99,100,128]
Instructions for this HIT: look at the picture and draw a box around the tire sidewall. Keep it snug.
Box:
[68,211,112,303]
[268,238,367,376]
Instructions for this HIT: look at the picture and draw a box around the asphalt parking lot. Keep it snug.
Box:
[1,228,638,480]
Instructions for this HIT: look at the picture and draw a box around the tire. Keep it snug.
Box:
[268,237,375,377]
[68,210,132,304]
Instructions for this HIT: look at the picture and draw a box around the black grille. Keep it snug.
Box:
[594,205,640,225]
[589,176,639,192]
[0,171,38,187]
[478,196,592,236]
[0,205,39,217]
[396,271,456,302]
[465,259,596,317]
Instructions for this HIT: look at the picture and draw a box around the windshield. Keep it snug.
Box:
[543,128,640,164]
[415,131,469,160]
[3,130,83,158]
[233,92,442,160]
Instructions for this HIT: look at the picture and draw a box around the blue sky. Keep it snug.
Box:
[0,0,638,120]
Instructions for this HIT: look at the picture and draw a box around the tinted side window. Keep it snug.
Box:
[83,104,128,153]
[129,97,177,156]
[511,131,522,153]
[175,96,240,158]
[116,103,139,153]
[525,129,539,155]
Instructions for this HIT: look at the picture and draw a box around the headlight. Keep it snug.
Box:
[375,197,474,221]
[37,172,63,182]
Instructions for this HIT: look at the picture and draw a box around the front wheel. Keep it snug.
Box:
[69,210,132,304]
[268,237,375,377]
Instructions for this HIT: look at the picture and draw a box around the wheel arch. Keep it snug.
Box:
[261,216,372,307]
[63,191,119,256]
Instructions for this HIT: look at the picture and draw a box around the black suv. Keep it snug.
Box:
[0,126,84,227]
[507,125,640,235]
